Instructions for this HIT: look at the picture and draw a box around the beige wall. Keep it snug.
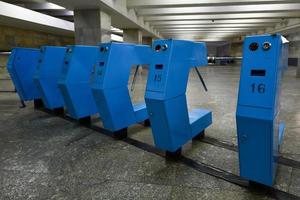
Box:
[0,25,74,51]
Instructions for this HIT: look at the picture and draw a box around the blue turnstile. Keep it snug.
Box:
[58,45,98,120]
[33,46,66,110]
[7,48,40,101]
[145,39,212,154]
[91,42,151,134]
[236,34,288,186]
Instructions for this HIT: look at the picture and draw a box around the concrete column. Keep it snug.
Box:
[0,54,9,68]
[285,33,300,78]
[123,29,144,76]
[217,44,230,57]
[288,42,300,78]
[142,36,153,46]
[123,29,142,44]
[230,42,243,57]
[74,9,111,45]
[297,62,300,78]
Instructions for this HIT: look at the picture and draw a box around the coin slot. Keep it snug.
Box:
[251,69,266,76]
[155,64,163,70]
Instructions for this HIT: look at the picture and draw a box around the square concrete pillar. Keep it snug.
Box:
[123,29,142,44]
[74,9,111,45]
[142,37,153,46]
[297,63,300,78]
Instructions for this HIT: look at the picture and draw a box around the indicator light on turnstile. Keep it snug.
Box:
[162,44,168,51]
[262,42,271,51]
[100,46,108,52]
[249,42,259,51]
[155,44,161,52]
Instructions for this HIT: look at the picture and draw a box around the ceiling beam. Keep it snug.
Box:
[149,19,283,25]
[18,2,65,10]
[163,33,242,39]
[154,24,274,29]
[137,3,300,16]
[40,10,74,17]
[164,32,246,34]
[1,0,47,4]
[47,0,162,38]
[0,1,74,35]
[128,0,300,8]
[144,12,300,21]
[161,30,252,34]
[159,30,265,36]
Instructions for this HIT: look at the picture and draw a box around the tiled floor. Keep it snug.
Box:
[0,65,299,199]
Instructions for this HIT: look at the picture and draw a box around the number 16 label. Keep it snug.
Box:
[251,83,266,94]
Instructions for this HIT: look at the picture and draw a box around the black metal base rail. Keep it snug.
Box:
[200,136,300,170]
[36,107,300,200]
[0,90,15,93]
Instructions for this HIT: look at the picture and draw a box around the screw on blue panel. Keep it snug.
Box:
[90,42,152,138]
[144,39,212,159]
[236,34,288,186]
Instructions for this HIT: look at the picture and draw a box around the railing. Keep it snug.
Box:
[208,56,242,65]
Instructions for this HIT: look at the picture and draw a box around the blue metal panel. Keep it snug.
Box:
[236,34,288,186]
[190,109,212,136]
[7,48,40,101]
[33,46,66,110]
[133,103,148,123]
[57,45,98,119]
[90,42,151,132]
[145,39,212,152]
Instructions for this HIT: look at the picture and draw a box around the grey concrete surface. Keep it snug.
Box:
[0,65,300,200]
[74,9,111,45]
[123,29,143,44]
[297,65,300,78]
[142,37,153,46]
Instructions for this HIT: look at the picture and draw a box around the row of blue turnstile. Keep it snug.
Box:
[7,34,288,187]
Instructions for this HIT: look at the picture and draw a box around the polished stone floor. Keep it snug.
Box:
[0,65,300,200]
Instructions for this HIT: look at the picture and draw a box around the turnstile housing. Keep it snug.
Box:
[7,48,40,101]
[236,34,288,186]
[33,46,66,110]
[91,42,151,132]
[145,39,212,152]
[58,45,98,119]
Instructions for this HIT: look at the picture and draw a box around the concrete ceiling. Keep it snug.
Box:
[1,0,161,37]
[128,0,300,40]
[0,1,74,36]
[0,1,123,42]
[2,0,300,41]
[35,0,161,37]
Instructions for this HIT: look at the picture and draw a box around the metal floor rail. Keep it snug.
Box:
[36,107,300,200]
